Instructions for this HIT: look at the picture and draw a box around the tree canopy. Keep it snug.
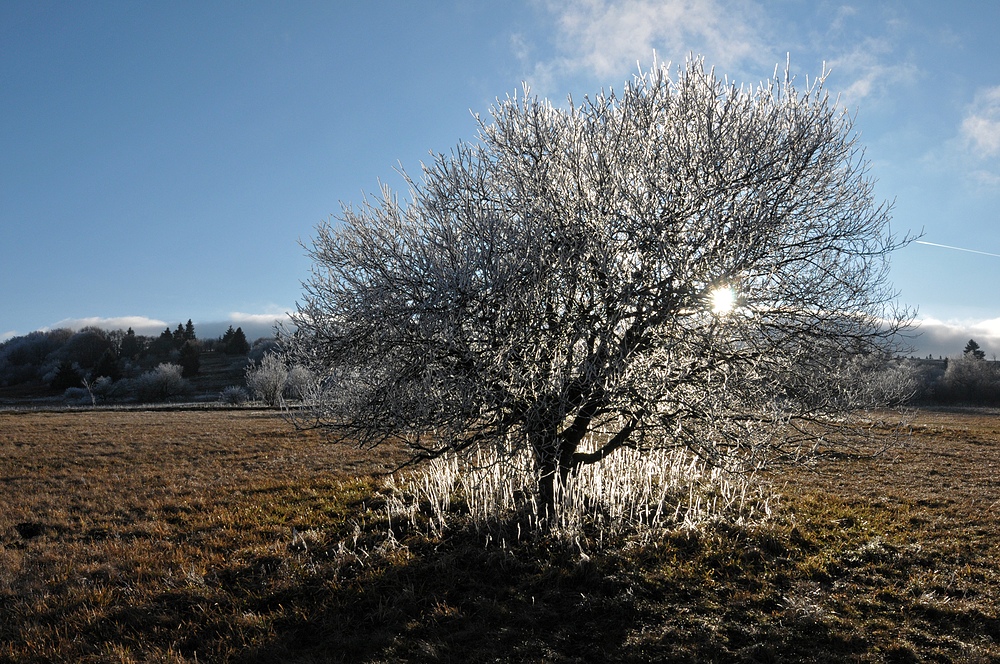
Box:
[284,58,912,509]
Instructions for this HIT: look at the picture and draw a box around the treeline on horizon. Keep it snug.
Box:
[3,324,1000,407]
[889,339,1000,406]
[0,321,276,403]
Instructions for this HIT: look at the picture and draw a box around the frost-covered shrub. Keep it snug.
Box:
[88,376,115,402]
[386,442,774,543]
[284,364,313,400]
[866,358,942,405]
[219,385,249,405]
[63,387,90,404]
[245,354,314,406]
[65,376,123,405]
[133,363,192,402]
[246,353,287,406]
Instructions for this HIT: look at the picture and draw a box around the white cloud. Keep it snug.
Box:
[526,1,923,110]
[924,85,1000,187]
[47,316,169,335]
[527,0,771,93]
[918,85,1000,188]
[825,39,919,107]
[829,5,858,33]
[1,330,18,343]
[961,86,1000,157]
[228,310,292,328]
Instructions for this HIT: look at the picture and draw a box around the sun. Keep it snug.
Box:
[709,286,736,315]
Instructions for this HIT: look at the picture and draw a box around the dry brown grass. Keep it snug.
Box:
[0,410,405,662]
[0,408,997,662]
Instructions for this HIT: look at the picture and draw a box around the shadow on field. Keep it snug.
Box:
[17,507,994,663]
[228,528,867,664]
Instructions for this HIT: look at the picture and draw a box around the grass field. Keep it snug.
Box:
[0,409,997,663]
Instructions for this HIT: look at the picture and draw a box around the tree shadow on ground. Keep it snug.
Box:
[229,527,874,664]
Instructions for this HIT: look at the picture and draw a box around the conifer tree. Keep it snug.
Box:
[964,339,986,360]
[149,327,176,359]
[50,361,82,391]
[172,324,186,348]
[220,325,250,355]
[230,327,250,355]
[179,340,200,377]
[120,327,142,360]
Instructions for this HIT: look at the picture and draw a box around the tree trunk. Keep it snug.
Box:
[534,433,581,521]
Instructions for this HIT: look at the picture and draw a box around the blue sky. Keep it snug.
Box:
[2,1,999,356]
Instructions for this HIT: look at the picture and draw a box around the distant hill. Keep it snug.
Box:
[0,323,277,407]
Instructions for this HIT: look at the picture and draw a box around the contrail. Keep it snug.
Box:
[914,240,1000,259]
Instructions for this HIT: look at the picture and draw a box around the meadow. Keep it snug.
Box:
[0,408,997,662]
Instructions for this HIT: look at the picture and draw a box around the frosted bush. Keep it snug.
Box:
[246,353,314,406]
[133,363,191,402]
[385,439,774,545]
[219,385,249,405]
[284,364,313,400]
[63,386,90,404]
[246,353,287,406]
[87,376,115,402]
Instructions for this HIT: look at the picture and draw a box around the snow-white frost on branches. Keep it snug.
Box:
[283,57,913,510]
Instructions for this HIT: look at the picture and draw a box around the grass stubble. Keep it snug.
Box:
[0,408,997,663]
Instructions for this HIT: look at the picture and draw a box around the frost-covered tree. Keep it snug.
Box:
[939,354,1000,404]
[246,353,288,406]
[133,363,191,402]
[246,353,314,406]
[283,58,912,509]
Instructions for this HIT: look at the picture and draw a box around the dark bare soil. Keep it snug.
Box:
[0,408,997,663]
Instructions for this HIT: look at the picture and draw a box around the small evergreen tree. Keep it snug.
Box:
[230,327,250,355]
[178,340,200,377]
[50,361,82,391]
[184,319,196,341]
[220,326,250,355]
[149,328,176,359]
[964,339,986,360]
[120,327,143,360]
[172,323,187,348]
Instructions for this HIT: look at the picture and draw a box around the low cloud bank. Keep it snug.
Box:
[906,317,1000,359]
[31,312,294,345]
[203,312,294,342]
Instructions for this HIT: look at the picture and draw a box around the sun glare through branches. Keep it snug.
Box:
[710,285,737,315]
